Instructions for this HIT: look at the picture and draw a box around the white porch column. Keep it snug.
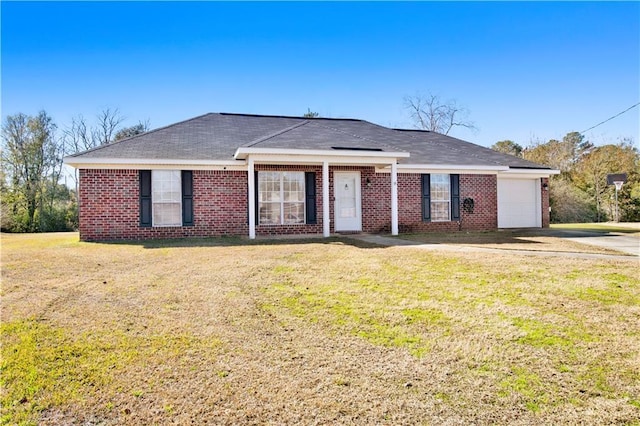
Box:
[391,161,399,235]
[248,158,256,239]
[322,161,330,237]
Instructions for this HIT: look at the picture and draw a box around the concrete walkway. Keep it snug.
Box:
[348,233,639,262]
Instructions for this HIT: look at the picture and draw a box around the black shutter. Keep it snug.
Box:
[140,170,152,227]
[451,174,460,221]
[182,171,194,226]
[421,174,431,222]
[305,172,317,224]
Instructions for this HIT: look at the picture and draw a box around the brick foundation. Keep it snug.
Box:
[78,167,546,241]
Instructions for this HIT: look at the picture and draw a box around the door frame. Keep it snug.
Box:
[333,171,362,232]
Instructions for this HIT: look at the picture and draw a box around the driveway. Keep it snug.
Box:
[547,229,639,256]
[349,226,639,261]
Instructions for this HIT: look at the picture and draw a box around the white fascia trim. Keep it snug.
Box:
[234,147,410,160]
[498,168,560,179]
[247,154,402,166]
[63,157,246,170]
[375,164,508,174]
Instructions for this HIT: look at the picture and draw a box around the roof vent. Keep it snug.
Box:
[331,146,384,152]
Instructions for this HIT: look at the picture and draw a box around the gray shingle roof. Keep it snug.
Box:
[67,112,551,169]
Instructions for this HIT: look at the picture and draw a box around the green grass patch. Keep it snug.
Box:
[499,367,549,413]
[551,223,640,234]
[511,317,572,347]
[571,271,639,306]
[509,316,594,348]
[0,318,221,425]
[265,282,430,357]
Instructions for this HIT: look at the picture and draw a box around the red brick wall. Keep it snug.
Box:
[459,174,498,230]
[393,173,497,233]
[79,169,249,241]
[79,168,502,241]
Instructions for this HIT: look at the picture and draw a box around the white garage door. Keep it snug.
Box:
[497,178,541,228]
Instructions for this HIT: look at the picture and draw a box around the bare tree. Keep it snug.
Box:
[92,108,125,146]
[62,110,144,194]
[62,115,91,153]
[63,109,127,155]
[404,93,476,135]
[62,115,92,196]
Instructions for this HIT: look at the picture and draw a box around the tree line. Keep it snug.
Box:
[1,109,148,232]
[403,93,639,223]
[492,133,640,223]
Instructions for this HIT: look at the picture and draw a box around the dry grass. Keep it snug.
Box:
[1,232,639,425]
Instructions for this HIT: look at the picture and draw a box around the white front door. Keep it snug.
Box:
[334,171,362,232]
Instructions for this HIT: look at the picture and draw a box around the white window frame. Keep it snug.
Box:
[152,170,182,227]
[258,171,305,225]
[430,173,451,222]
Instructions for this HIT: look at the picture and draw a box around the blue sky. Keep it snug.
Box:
[2,1,639,148]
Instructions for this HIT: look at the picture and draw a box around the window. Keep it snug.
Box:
[152,170,182,226]
[430,174,451,221]
[140,170,193,227]
[421,174,460,222]
[258,171,305,225]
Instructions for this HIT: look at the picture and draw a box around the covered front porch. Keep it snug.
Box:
[234,148,410,239]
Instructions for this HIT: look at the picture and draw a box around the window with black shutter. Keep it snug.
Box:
[422,173,460,222]
[139,169,193,227]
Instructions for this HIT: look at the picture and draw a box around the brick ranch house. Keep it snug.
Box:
[64,113,559,241]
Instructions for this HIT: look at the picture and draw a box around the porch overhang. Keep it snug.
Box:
[234,147,409,166]
[240,147,409,240]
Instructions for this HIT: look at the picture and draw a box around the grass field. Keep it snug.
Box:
[551,222,640,234]
[1,232,639,425]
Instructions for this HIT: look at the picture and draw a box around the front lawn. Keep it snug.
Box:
[1,233,639,424]
[551,222,640,234]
